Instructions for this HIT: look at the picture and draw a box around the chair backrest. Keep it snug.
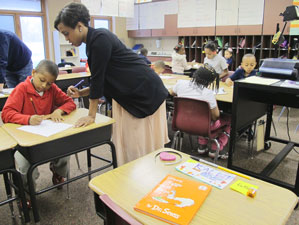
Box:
[221,70,234,82]
[72,66,86,73]
[59,70,68,75]
[99,194,143,225]
[172,97,211,136]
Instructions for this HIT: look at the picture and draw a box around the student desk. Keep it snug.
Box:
[228,79,299,195]
[0,127,30,224]
[0,94,8,111]
[58,66,82,73]
[56,72,90,92]
[2,108,117,223]
[89,148,297,225]
[56,72,91,108]
[160,74,233,112]
[0,88,14,111]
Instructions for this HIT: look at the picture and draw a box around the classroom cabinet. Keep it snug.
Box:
[152,14,178,37]
[128,29,151,38]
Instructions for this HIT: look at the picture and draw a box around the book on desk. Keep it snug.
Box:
[134,174,211,225]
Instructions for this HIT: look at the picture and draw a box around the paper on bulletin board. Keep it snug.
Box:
[195,0,216,27]
[126,5,139,30]
[81,0,101,16]
[216,0,238,26]
[238,0,264,25]
[230,180,259,196]
[119,0,134,17]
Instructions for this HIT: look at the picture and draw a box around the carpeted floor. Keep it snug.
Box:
[0,106,298,225]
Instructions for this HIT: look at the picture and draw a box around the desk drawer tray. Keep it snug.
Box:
[18,125,112,164]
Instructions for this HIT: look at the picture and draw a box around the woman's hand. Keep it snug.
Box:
[75,116,95,127]
[67,85,80,98]
[46,109,64,122]
[29,115,44,125]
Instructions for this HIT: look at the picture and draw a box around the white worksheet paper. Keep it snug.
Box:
[18,120,73,137]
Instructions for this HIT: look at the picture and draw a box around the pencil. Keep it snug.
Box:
[30,97,38,114]
[190,156,251,180]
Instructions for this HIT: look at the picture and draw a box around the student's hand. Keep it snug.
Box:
[67,86,80,98]
[48,109,64,122]
[225,78,233,87]
[74,116,95,127]
[29,115,44,125]
[0,83,3,92]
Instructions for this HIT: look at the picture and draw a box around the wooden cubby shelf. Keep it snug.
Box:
[179,35,298,71]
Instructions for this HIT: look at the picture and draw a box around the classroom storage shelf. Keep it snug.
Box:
[180,35,298,71]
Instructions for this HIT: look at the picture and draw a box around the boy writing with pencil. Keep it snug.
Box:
[1,59,76,207]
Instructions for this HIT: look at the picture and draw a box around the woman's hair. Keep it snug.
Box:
[35,60,59,78]
[192,64,219,91]
[174,43,183,53]
[54,3,90,30]
[204,41,217,52]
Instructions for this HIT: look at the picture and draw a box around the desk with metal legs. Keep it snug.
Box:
[89,148,297,225]
[3,108,117,223]
[229,80,299,195]
[0,127,30,224]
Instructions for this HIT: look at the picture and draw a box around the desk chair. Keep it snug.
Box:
[58,70,68,75]
[99,194,142,225]
[221,70,234,82]
[171,97,229,163]
[71,66,86,73]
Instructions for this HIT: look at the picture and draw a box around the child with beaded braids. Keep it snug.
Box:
[170,64,230,159]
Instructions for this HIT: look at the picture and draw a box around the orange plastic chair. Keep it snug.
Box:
[58,70,68,75]
[221,70,234,82]
[71,66,86,73]
[171,97,229,162]
[99,194,143,225]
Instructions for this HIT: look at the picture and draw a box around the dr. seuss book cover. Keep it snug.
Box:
[176,159,236,189]
[134,174,211,225]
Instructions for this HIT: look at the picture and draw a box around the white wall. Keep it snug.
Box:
[133,37,178,53]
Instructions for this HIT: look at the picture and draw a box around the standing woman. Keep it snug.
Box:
[55,3,169,166]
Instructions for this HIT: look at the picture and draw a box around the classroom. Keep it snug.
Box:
[0,0,299,224]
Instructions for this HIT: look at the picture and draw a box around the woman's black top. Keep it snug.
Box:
[86,27,168,118]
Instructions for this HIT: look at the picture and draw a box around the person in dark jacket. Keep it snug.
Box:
[55,3,169,165]
[0,29,33,90]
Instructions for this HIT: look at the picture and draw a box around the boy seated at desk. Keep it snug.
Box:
[169,64,231,159]
[1,59,76,207]
[152,60,166,75]
[226,54,257,86]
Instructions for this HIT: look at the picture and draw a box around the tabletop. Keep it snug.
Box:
[0,127,17,152]
[160,74,233,103]
[89,148,297,225]
[2,108,114,147]
[56,72,90,81]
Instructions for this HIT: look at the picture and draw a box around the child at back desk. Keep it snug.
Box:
[224,48,234,71]
[1,59,76,206]
[152,60,166,75]
[204,41,228,79]
[169,64,230,159]
[171,44,194,74]
[226,54,257,87]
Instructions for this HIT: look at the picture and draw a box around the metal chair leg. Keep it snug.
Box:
[75,153,80,169]
[171,131,180,149]
[212,139,220,164]
[66,172,70,200]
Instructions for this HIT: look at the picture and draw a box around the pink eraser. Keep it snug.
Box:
[160,152,176,161]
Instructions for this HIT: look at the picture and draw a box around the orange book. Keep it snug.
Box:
[134,174,211,225]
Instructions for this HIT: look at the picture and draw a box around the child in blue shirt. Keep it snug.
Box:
[226,54,257,86]
[224,48,233,71]
[138,48,151,65]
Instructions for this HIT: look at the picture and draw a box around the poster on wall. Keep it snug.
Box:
[290,0,299,35]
